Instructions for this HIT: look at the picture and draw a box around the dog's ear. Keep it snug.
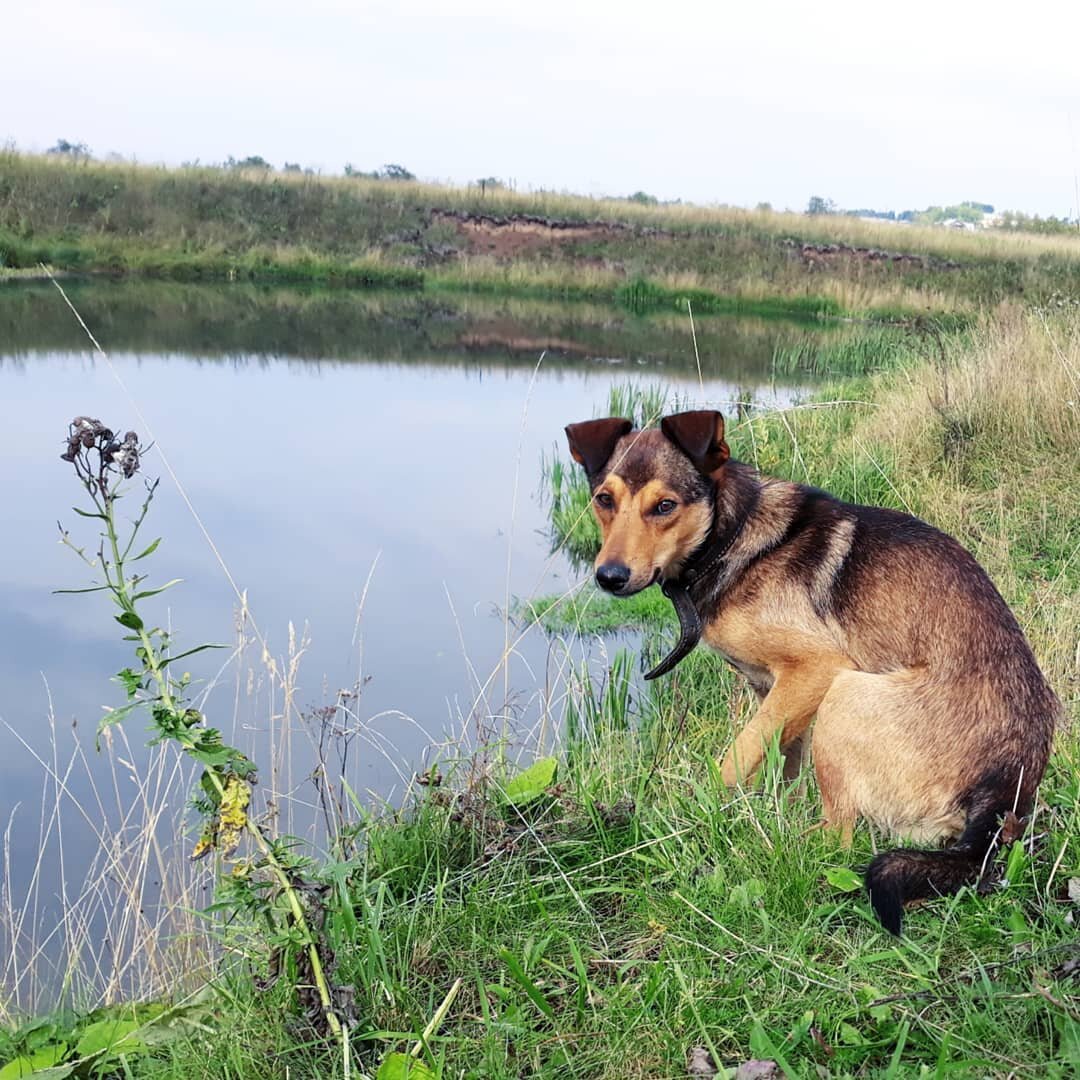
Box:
[565,418,632,478]
[661,410,729,474]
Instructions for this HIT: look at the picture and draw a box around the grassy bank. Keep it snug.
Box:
[4,304,1077,1077]
[4,152,1080,318]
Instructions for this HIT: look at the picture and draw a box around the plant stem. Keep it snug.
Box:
[103,496,343,1041]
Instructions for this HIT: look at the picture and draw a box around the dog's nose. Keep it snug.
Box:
[596,563,631,593]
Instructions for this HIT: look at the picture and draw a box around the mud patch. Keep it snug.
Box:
[433,210,666,259]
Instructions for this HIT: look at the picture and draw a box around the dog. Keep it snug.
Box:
[564,409,1059,934]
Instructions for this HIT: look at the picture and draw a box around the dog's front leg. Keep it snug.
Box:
[720,664,844,788]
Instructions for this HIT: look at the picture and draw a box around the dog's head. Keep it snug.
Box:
[564,410,728,595]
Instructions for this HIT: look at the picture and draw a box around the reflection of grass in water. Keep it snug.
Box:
[0,279,882,383]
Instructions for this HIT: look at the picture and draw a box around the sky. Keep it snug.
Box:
[5,0,1080,217]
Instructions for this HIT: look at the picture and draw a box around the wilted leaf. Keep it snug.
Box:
[503,756,558,805]
[823,866,862,893]
[687,1045,718,1077]
[734,1062,781,1079]
[1000,809,1025,843]
[375,1052,437,1080]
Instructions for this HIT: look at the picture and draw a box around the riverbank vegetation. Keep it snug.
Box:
[3,295,1077,1076]
[4,151,1080,320]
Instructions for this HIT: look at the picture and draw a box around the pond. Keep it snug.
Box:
[1,280,870,1005]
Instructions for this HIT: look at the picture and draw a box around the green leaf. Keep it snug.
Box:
[116,668,143,698]
[74,1019,145,1060]
[839,1021,866,1046]
[132,538,162,560]
[115,611,144,631]
[1004,840,1027,885]
[500,949,555,1020]
[375,1053,436,1080]
[70,506,106,520]
[53,585,110,595]
[97,701,141,736]
[824,866,863,893]
[0,1044,71,1079]
[503,756,558,806]
[160,643,228,666]
[131,579,183,601]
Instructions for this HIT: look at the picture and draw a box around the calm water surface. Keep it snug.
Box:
[0,282,844,894]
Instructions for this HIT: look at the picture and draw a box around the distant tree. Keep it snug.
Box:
[627,190,659,205]
[755,201,773,212]
[806,195,836,215]
[282,162,302,173]
[380,163,415,181]
[227,154,271,170]
[48,139,91,161]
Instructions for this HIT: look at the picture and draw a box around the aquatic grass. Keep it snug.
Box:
[770,326,918,377]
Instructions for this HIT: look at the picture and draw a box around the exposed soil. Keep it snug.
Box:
[432,209,666,259]
[782,238,960,271]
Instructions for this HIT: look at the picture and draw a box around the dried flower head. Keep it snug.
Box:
[60,417,143,491]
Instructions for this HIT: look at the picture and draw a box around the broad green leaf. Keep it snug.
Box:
[115,611,144,631]
[503,756,557,806]
[74,1018,144,1059]
[839,1021,866,1046]
[824,866,863,893]
[375,1053,436,1080]
[0,1043,70,1079]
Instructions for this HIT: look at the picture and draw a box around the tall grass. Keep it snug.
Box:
[3,303,1078,1077]
[5,151,1080,313]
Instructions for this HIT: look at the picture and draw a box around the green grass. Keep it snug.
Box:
[515,585,675,635]
[5,151,1080,317]
[4,289,1079,1075]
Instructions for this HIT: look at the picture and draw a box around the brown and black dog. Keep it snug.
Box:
[565,409,1059,934]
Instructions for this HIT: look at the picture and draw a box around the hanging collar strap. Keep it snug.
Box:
[643,510,748,681]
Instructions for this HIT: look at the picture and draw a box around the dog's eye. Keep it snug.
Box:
[594,492,614,510]
[654,499,677,515]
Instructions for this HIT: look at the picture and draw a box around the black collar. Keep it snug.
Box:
[643,510,748,680]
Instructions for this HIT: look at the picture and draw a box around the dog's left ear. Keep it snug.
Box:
[661,410,729,474]
[565,417,633,478]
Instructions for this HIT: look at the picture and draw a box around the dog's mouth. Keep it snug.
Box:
[607,567,661,597]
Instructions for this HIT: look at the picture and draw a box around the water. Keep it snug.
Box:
[0,280,852,1006]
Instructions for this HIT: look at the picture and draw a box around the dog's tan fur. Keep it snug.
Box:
[566,410,1059,932]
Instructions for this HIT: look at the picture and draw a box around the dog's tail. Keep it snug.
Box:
[865,776,1023,936]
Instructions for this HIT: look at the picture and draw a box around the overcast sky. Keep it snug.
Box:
[5,0,1079,217]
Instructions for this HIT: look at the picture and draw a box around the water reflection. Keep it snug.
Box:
[0,281,842,886]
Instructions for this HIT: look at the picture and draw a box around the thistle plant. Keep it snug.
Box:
[57,417,345,1043]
